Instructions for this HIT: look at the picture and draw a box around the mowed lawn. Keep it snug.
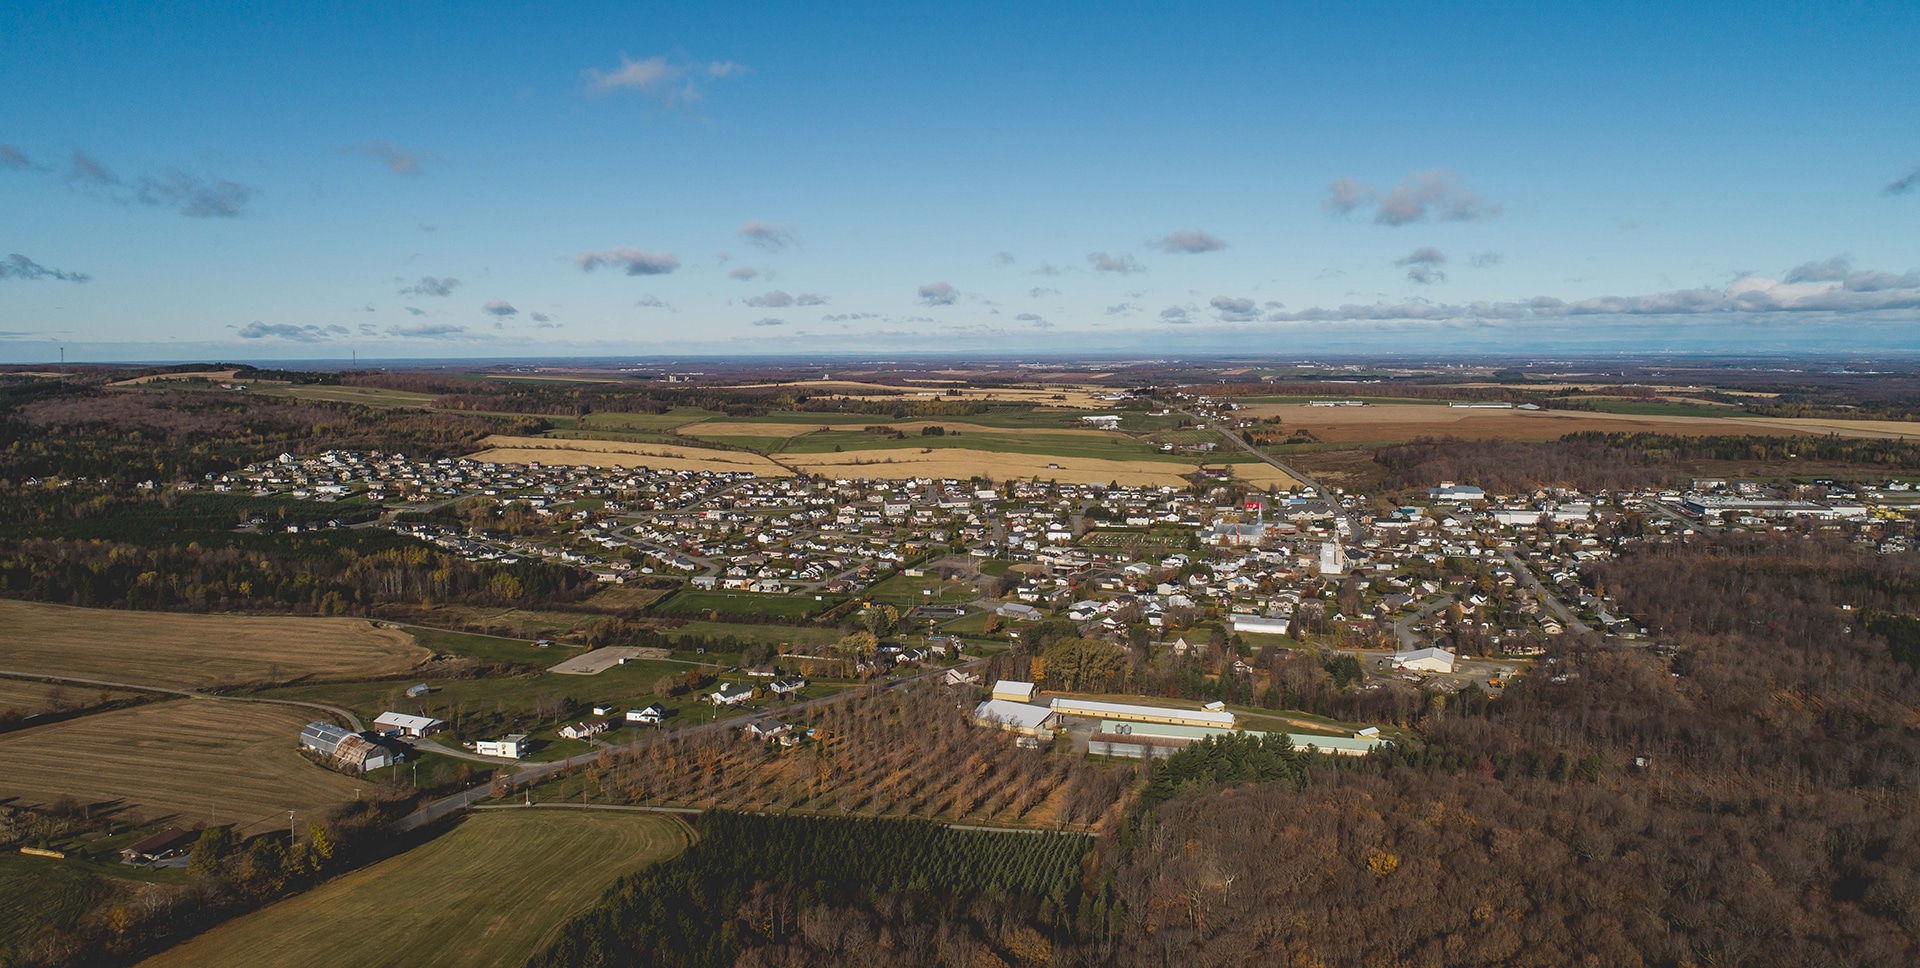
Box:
[0,599,427,690]
[0,700,362,835]
[139,809,691,968]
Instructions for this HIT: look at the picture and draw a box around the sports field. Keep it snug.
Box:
[1241,402,1920,443]
[0,700,361,834]
[138,809,691,968]
[0,600,427,690]
[467,435,792,475]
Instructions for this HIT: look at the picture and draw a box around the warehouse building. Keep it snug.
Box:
[972,698,1057,738]
[372,711,446,738]
[1048,696,1236,730]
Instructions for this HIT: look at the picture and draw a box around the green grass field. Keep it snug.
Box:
[666,620,844,648]
[0,852,116,963]
[862,572,986,605]
[138,810,691,968]
[656,589,836,619]
[255,384,442,408]
[404,625,546,665]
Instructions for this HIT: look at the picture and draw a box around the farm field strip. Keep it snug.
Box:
[137,810,691,968]
[0,700,362,834]
[467,435,793,475]
[0,600,427,691]
[778,447,1297,487]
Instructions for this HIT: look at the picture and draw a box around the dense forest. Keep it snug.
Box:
[1375,431,1920,493]
[532,533,1920,966]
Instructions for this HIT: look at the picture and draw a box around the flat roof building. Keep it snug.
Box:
[1048,696,1236,730]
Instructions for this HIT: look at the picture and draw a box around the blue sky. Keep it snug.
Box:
[3,2,1919,361]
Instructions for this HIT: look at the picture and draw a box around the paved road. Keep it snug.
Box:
[1502,548,1593,635]
[1391,595,1456,650]
[390,658,987,832]
[0,670,367,731]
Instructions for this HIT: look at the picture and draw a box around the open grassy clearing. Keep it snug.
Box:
[107,369,243,386]
[1240,402,1920,443]
[656,589,837,619]
[0,600,427,690]
[0,700,361,834]
[251,384,442,408]
[138,810,691,968]
[0,850,118,962]
[664,620,844,648]
[468,435,792,475]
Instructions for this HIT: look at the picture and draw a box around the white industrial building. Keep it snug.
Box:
[1048,696,1236,730]
[1230,613,1291,635]
[1392,646,1457,674]
[972,698,1057,737]
[991,679,1037,703]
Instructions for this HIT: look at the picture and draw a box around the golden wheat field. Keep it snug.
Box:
[467,435,793,475]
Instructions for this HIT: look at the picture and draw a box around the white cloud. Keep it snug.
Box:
[1325,170,1499,225]
[738,220,797,252]
[1153,230,1227,254]
[1088,252,1145,274]
[236,321,346,342]
[577,247,680,276]
[582,53,748,108]
[918,282,959,305]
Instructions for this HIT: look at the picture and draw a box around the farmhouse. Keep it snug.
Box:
[476,734,529,758]
[1393,646,1458,674]
[627,704,666,724]
[709,682,756,706]
[769,675,807,697]
[121,826,199,865]
[558,720,610,741]
[372,711,446,738]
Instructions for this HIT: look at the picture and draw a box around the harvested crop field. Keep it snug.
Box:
[781,447,1298,487]
[139,809,691,968]
[1241,403,1920,443]
[0,678,141,719]
[468,435,792,475]
[0,700,361,833]
[678,418,1115,439]
[0,600,427,690]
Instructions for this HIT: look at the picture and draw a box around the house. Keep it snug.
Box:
[742,719,791,741]
[476,734,529,758]
[769,676,807,697]
[558,720,610,741]
[991,679,1037,703]
[943,668,983,687]
[121,826,200,865]
[627,704,666,724]
[372,711,446,738]
[1392,646,1457,674]
[709,682,756,706]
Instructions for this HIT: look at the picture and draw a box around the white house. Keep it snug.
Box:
[558,720,610,741]
[709,682,756,706]
[1392,647,1457,674]
[476,734,529,758]
[627,704,666,725]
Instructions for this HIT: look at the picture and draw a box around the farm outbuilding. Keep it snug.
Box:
[121,826,199,864]
[990,679,1037,703]
[372,711,446,737]
[972,699,1057,738]
[299,721,399,773]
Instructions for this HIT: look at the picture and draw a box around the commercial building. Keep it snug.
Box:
[972,698,1057,737]
[476,734,529,758]
[1392,646,1457,674]
[1047,696,1236,730]
[372,711,446,738]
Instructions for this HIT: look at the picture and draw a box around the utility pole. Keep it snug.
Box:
[289,809,297,843]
